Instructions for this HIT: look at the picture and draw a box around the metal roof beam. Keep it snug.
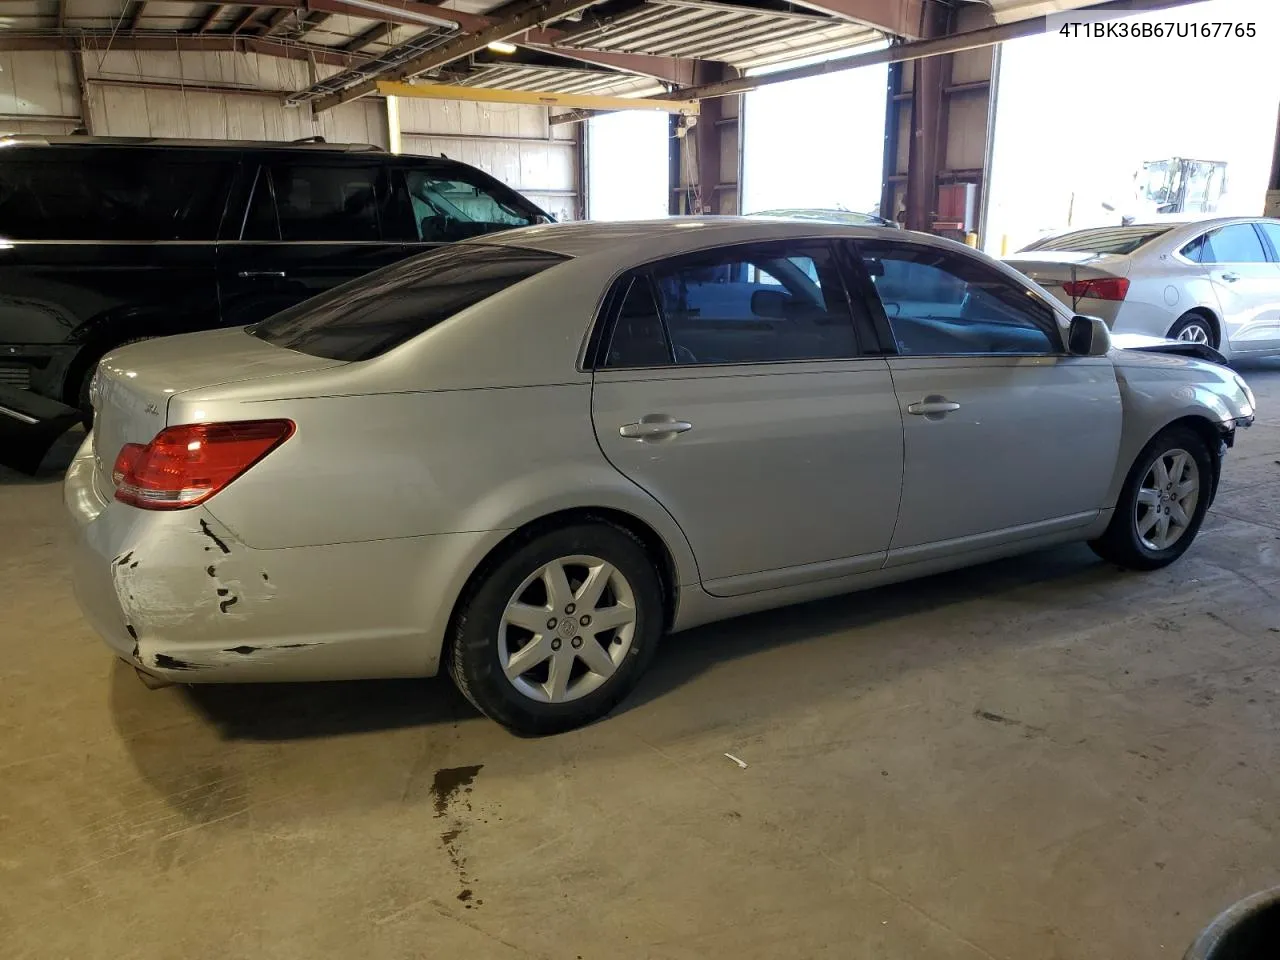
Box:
[375,78,696,114]
[196,4,223,32]
[125,0,148,30]
[342,21,395,51]
[0,31,366,68]
[312,0,602,112]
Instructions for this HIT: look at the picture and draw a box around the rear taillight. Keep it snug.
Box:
[112,443,145,486]
[113,420,294,510]
[1061,277,1130,301]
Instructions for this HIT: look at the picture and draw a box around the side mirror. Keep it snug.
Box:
[1067,315,1112,357]
[751,289,791,319]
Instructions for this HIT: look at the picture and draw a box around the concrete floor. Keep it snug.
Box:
[4,370,1280,960]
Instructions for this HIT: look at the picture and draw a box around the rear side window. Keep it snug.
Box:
[244,164,383,242]
[1258,222,1280,261]
[251,244,565,361]
[1197,223,1269,264]
[0,150,234,240]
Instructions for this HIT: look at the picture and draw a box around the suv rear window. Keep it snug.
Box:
[251,243,565,361]
[0,150,235,240]
[1023,226,1170,255]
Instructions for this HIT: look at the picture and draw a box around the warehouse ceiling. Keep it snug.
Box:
[0,0,1151,111]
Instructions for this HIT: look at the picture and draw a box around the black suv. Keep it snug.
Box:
[0,135,549,420]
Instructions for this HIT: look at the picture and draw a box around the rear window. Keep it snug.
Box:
[251,243,566,361]
[1024,226,1170,255]
[0,149,235,240]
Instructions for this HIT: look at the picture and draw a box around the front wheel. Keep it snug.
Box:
[448,523,664,735]
[1090,425,1214,570]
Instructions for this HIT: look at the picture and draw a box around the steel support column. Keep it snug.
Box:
[904,1,948,233]
[692,61,726,214]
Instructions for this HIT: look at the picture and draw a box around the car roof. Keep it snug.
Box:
[476,217,907,259]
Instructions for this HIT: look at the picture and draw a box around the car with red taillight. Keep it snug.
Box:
[1005,217,1280,360]
[65,219,1256,736]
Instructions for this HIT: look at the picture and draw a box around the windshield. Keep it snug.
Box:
[251,244,566,361]
[1021,226,1170,255]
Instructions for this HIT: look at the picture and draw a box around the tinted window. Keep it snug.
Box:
[1180,234,1206,263]
[251,244,565,361]
[1201,224,1267,264]
[861,243,1058,356]
[632,242,857,366]
[606,278,671,368]
[0,150,233,240]
[1258,222,1280,261]
[1025,226,1169,254]
[245,164,382,242]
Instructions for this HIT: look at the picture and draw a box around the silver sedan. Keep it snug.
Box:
[67,219,1256,734]
[1006,217,1280,359]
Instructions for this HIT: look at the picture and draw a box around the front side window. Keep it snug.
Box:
[1199,223,1268,264]
[0,150,234,240]
[608,242,858,367]
[399,168,539,243]
[860,242,1059,356]
[251,244,565,361]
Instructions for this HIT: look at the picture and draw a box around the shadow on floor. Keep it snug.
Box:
[116,541,1115,747]
[0,425,81,485]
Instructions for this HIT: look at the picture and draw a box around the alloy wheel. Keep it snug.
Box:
[1134,448,1200,551]
[1176,323,1211,345]
[497,554,637,703]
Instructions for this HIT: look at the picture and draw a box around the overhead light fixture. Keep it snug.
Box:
[487,41,518,54]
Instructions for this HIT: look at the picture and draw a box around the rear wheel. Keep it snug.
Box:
[449,523,663,735]
[1168,312,1218,349]
[1090,425,1214,570]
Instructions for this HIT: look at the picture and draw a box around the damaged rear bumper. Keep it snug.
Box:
[65,434,502,684]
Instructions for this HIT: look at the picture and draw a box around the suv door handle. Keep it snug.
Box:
[1221,271,1240,282]
[619,417,693,440]
[238,270,286,279]
[907,396,961,419]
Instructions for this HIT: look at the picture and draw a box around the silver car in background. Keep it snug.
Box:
[66,220,1256,735]
[1006,217,1280,358]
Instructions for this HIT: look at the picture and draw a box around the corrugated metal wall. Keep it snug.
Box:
[398,98,579,222]
[0,51,81,134]
[0,50,581,217]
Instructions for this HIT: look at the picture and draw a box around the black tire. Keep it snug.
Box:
[1168,312,1218,349]
[448,522,664,735]
[1089,425,1215,571]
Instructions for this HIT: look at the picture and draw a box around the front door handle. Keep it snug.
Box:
[907,396,961,419]
[619,416,693,440]
[1221,271,1240,283]
[238,270,287,279]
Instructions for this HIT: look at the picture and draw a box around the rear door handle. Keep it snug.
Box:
[1221,272,1240,282]
[907,396,961,419]
[619,417,693,440]
[238,270,286,279]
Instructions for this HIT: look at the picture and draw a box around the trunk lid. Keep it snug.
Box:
[1003,252,1132,310]
[90,327,344,501]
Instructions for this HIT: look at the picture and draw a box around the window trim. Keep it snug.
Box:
[238,164,279,241]
[849,238,1067,358]
[588,238,870,372]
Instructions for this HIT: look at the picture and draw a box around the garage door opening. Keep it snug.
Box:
[742,51,888,218]
[985,0,1280,255]
[587,110,670,220]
